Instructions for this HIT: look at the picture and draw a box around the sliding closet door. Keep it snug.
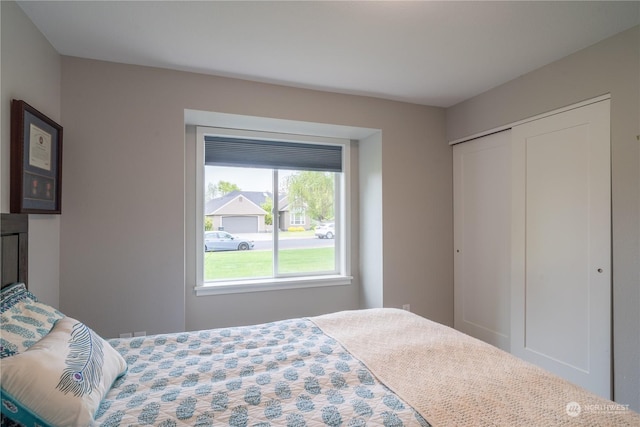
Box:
[454,130,511,351]
[511,100,611,398]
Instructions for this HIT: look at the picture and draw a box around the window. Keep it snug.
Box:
[195,127,351,295]
[289,209,306,226]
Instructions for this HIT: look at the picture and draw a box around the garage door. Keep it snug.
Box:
[222,216,258,233]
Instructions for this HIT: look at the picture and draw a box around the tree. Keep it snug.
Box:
[205,183,217,202]
[216,181,241,196]
[208,181,241,200]
[261,196,273,226]
[286,171,334,222]
[204,216,213,231]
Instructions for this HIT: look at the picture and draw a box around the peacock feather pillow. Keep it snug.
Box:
[0,283,64,358]
[0,316,127,426]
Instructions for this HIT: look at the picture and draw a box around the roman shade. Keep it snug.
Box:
[204,136,343,172]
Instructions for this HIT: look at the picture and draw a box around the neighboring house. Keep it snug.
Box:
[278,195,312,231]
[205,191,311,233]
[205,191,269,233]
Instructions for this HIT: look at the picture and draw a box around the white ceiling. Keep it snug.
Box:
[17,1,640,107]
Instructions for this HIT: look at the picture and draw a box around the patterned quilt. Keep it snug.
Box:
[97,317,431,427]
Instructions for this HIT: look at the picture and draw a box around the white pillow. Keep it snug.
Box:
[0,317,127,426]
[0,282,64,357]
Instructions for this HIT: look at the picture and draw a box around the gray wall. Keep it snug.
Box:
[1,1,61,307]
[59,56,451,337]
[446,25,640,411]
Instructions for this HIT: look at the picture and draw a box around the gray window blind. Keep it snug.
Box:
[204,136,342,172]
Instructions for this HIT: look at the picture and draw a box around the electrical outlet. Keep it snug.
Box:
[402,304,410,312]
[119,332,132,338]
[134,331,146,337]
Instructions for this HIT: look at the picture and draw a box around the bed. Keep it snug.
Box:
[1,213,639,426]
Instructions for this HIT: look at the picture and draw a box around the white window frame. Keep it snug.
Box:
[195,126,352,296]
[289,209,306,226]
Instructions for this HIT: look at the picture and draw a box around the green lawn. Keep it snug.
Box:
[204,247,335,281]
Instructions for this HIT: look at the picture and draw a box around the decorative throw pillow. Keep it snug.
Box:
[0,316,128,426]
[0,283,64,357]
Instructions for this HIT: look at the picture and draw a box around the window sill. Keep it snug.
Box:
[194,275,353,296]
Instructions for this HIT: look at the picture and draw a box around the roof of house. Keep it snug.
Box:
[205,190,298,215]
[205,191,270,215]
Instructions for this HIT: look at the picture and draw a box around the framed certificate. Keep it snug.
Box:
[10,100,63,214]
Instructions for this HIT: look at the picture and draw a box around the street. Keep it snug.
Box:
[251,236,334,251]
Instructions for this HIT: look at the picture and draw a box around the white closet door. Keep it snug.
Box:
[511,100,611,398]
[454,130,511,351]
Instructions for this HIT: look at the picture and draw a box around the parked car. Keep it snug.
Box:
[315,223,335,239]
[204,231,254,251]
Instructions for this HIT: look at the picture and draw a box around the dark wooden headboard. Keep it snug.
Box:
[1,213,28,289]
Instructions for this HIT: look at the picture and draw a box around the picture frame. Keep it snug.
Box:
[10,100,63,214]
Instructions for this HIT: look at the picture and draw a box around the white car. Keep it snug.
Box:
[204,231,254,251]
[314,223,335,239]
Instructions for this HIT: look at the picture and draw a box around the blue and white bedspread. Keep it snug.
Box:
[97,317,431,427]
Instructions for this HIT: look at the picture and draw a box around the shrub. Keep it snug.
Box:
[287,226,305,232]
